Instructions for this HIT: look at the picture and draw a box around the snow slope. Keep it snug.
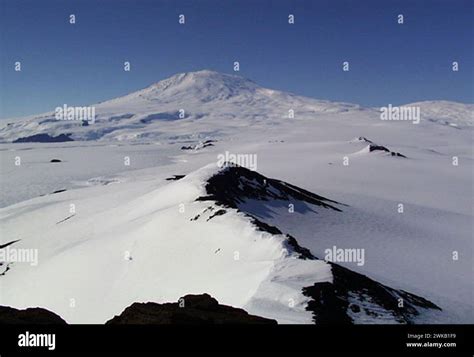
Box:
[0,164,441,324]
[0,70,472,323]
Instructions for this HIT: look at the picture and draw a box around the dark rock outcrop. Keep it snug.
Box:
[0,240,20,276]
[0,306,67,324]
[181,140,215,150]
[106,294,277,324]
[368,144,407,158]
[13,133,73,143]
[165,175,186,181]
[303,263,441,324]
[368,144,390,153]
[352,137,406,157]
[196,164,342,212]
[355,136,373,144]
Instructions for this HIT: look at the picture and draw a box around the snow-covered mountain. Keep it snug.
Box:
[0,70,472,324]
[2,70,471,143]
[0,70,365,142]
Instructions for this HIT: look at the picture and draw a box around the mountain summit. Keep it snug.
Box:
[101,70,261,107]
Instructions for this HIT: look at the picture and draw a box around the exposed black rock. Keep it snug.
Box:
[165,175,186,181]
[39,189,67,198]
[302,263,441,324]
[285,234,317,260]
[190,206,215,221]
[0,239,20,249]
[355,137,373,144]
[206,209,226,221]
[368,144,407,158]
[0,306,67,324]
[181,140,216,150]
[246,214,283,235]
[0,240,20,276]
[352,138,407,158]
[0,262,11,276]
[13,133,73,143]
[368,144,390,153]
[353,137,406,158]
[196,164,342,212]
[105,294,276,324]
[245,215,315,260]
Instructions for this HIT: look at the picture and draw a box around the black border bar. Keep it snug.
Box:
[0,324,472,354]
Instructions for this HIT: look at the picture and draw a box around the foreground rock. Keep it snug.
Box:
[106,294,277,324]
[0,306,67,324]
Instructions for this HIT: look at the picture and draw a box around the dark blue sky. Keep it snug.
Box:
[1,0,472,118]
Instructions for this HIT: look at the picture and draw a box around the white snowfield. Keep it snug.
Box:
[0,70,472,323]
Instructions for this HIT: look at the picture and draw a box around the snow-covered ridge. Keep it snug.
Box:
[0,163,441,324]
[191,164,442,324]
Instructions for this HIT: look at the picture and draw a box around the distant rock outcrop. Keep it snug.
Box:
[13,133,73,143]
[165,174,186,181]
[352,137,407,158]
[181,140,215,151]
[106,294,277,324]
